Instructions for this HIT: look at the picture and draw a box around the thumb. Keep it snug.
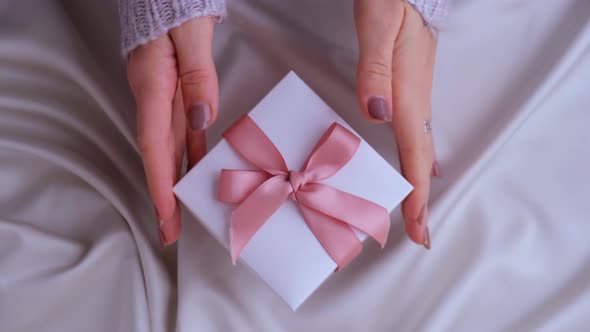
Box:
[354,0,404,123]
[170,17,219,168]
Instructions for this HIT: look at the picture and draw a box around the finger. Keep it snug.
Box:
[395,103,433,246]
[170,17,218,168]
[399,141,433,248]
[354,0,404,123]
[390,2,437,248]
[127,35,182,247]
[172,81,187,180]
[172,81,207,171]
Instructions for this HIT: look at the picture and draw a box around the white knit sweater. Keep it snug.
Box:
[118,0,448,56]
[118,0,227,56]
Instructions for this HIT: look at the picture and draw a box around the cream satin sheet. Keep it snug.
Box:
[1,0,589,331]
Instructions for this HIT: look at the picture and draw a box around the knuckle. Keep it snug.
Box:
[179,67,214,87]
[359,60,392,81]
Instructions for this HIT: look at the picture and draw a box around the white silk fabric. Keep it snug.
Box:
[1,0,589,331]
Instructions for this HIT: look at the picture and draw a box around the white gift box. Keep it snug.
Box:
[173,72,412,310]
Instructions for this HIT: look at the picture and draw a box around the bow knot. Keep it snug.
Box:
[288,170,307,195]
[219,116,391,270]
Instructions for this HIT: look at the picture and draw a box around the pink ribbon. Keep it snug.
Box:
[218,116,390,270]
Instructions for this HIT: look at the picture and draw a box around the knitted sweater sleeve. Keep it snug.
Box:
[406,0,450,30]
[118,0,226,57]
[118,0,448,57]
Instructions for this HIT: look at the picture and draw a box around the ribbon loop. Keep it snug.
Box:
[219,115,391,270]
[224,116,289,175]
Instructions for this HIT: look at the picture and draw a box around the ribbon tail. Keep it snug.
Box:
[301,122,361,180]
[297,183,390,247]
[298,203,362,270]
[229,175,292,264]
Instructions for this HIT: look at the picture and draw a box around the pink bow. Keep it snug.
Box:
[218,116,390,270]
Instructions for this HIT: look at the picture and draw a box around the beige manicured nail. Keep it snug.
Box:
[423,227,431,250]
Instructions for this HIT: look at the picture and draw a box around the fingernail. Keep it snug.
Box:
[432,160,442,177]
[423,227,431,250]
[159,229,167,248]
[154,206,167,248]
[188,103,211,130]
[154,206,166,228]
[415,205,426,226]
[368,97,392,122]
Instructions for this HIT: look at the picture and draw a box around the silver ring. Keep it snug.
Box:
[424,120,432,133]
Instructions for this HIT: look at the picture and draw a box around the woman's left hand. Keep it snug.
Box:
[126,17,219,247]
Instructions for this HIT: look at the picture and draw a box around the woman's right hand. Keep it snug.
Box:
[354,0,439,249]
[126,17,219,248]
